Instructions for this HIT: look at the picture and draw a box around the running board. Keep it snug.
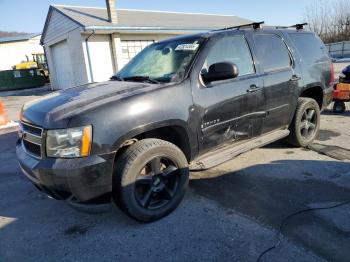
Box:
[190,129,290,171]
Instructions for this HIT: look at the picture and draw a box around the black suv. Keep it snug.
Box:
[17,23,334,222]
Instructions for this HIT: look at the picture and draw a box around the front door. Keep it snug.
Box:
[191,33,265,153]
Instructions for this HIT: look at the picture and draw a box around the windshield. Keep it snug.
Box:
[115,36,204,83]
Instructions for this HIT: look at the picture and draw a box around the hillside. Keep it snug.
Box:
[0,31,31,38]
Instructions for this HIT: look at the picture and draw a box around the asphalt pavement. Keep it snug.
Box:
[1,130,350,261]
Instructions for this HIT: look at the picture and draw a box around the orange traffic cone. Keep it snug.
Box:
[0,100,9,126]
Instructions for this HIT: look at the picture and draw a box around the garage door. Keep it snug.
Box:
[51,40,73,89]
[88,35,114,82]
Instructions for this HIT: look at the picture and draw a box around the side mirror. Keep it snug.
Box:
[201,62,239,83]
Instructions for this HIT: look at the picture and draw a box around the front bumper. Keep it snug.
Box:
[16,140,115,203]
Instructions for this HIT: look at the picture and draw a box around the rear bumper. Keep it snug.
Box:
[16,140,115,203]
[323,86,334,110]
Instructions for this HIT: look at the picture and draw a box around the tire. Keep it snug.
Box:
[333,101,346,114]
[287,97,320,147]
[112,138,189,222]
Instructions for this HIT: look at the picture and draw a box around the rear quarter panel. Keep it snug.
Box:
[283,31,332,93]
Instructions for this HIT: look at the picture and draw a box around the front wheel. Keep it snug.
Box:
[113,139,189,222]
[287,97,320,147]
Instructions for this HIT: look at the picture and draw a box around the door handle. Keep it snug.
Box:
[290,75,301,81]
[247,84,262,93]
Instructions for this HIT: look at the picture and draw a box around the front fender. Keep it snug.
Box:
[112,119,194,152]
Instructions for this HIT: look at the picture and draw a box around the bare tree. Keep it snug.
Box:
[304,0,350,43]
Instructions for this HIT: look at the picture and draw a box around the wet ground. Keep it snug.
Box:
[191,155,350,261]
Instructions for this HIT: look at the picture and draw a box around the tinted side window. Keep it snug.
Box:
[254,34,291,72]
[203,35,255,76]
[289,33,327,64]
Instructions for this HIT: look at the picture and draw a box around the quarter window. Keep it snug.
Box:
[289,33,327,64]
[254,34,292,72]
[202,35,255,76]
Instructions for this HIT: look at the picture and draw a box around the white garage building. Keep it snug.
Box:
[0,34,43,71]
[41,2,251,90]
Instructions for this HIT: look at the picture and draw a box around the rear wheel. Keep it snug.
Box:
[287,97,320,147]
[333,101,346,114]
[113,139,189,222]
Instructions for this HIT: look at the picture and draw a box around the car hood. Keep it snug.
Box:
[22,81,164,128]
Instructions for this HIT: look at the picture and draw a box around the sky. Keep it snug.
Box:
[0,0,325,33]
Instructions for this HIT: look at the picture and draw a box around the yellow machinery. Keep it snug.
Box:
[13,53,49,81]
[14,61,37,69]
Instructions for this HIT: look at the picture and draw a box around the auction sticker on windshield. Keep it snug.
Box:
[175,42,199,51]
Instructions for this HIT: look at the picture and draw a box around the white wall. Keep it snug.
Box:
[0,36,44,71]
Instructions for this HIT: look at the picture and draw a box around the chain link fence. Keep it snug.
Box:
[326,41,350,59]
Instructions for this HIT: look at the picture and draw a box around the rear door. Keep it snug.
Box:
[253,33,299,133]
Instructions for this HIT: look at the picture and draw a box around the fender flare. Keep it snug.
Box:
[111,119,197,160]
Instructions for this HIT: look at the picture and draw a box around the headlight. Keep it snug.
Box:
[46,126,92,158]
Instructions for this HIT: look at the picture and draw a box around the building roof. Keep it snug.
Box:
[51,5,252,31]
[0,33,41,44]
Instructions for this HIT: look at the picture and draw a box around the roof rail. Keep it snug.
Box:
[276,23,308,30]
[213,21,265,32]
[291,23,308,30]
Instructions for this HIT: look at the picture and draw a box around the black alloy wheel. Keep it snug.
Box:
[134,156,180,210]
[113,138,189,222]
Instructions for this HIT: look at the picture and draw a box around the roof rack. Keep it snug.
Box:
[276,23,308,30]
[213,21,265,31]
[291,23,308,30]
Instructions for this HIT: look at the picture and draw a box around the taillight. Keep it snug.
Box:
[330,63,335,87]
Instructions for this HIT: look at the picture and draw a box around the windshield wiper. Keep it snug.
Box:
[110,75,123,81]
[123,76,160,84]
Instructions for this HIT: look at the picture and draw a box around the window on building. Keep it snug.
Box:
[254,34,292,72]
[120,40,155,68]
[202,35,255,76]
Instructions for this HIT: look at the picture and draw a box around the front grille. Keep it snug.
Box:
[20,122,44,159]
[23,140,41,157]
[22,122,43,137]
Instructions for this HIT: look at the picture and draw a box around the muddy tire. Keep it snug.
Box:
[333,101,346,114]
[286,97,320,147]
[112,139,189,222]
